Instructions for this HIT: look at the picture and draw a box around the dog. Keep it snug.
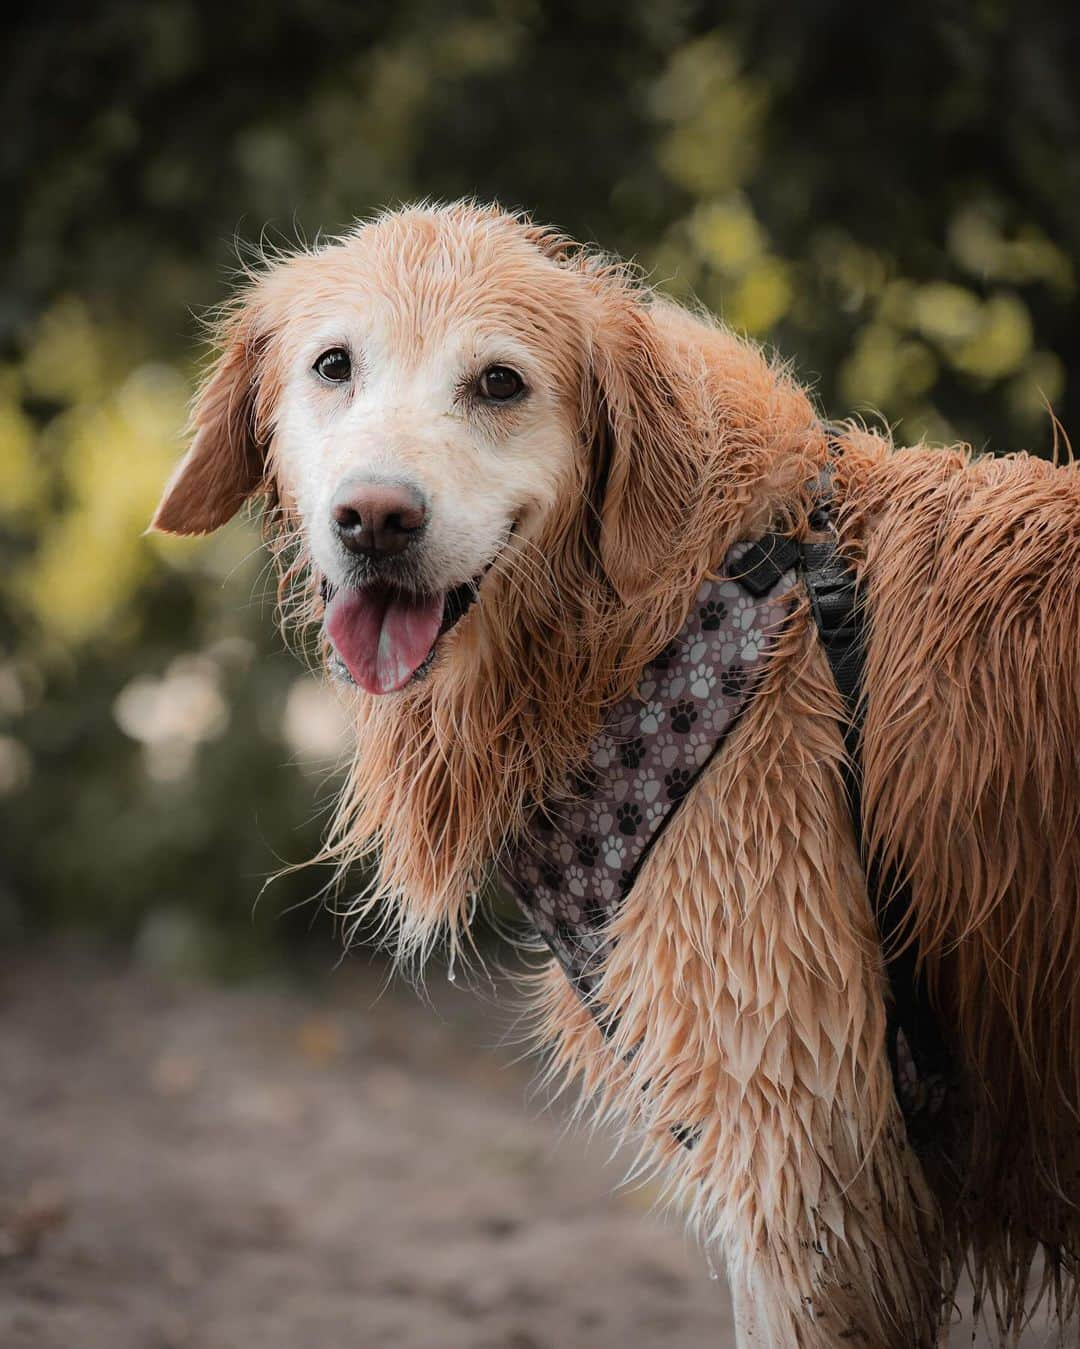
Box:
[152,202,1080,1346]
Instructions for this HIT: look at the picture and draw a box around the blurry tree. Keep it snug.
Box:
[1,1,1077,966]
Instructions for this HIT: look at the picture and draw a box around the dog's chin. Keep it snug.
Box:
[322,575,481,695]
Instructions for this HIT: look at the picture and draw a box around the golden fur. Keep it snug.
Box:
[153,202,1080,1346]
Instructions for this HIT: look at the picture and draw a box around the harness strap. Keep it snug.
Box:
[799,473,950,1139]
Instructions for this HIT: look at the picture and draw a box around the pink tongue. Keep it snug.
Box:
[325,586,445,695]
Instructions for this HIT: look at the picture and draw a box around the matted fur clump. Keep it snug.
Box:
[153,201,1080,1346]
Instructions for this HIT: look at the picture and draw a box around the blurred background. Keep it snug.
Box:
[1,3,1078,1346]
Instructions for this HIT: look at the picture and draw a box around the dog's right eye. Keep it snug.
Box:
[478,365,524,402]
[313,348,352,383]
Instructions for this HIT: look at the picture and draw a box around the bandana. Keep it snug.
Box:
[501,537,799,1008]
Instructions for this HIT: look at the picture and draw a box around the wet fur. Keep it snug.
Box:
[154,203,1080,1345]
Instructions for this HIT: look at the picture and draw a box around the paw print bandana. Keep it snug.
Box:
[502,537,800,1011]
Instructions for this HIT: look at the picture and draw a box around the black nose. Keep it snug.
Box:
[330,479,428,559]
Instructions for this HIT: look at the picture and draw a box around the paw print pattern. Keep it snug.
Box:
[644,799,666,826]
[566,864,587,898]
[733,595,756,628]
[721,664,747,699]
[638,700,665,734]
[503,554,798,1010]
[689,663,717,699]
[670,700,698,734]
[576,834,599,867]
[590,734,618,771]
[604,835,627,868]
[657,671,688,703]
[616,802,642,835]
[540,861,562,890]
[619,736,646,769]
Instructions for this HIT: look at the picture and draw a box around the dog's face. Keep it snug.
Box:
[269,230,594,694]
[154,208,611,693]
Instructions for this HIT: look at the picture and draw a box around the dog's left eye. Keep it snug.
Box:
[314,347,352,383]
[478,365,525,402]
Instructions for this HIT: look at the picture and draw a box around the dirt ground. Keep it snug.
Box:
[0,945,1057,1348]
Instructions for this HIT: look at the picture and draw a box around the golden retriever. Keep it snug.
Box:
[153,202,1080,1346]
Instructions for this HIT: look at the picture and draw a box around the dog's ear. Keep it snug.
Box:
[589,296,700,603]
[151,303,274,536]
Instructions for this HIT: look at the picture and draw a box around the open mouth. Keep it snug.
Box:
[322,577,481,695]
[322,522,518,695]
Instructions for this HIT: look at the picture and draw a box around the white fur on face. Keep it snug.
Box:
[270,310,577,595]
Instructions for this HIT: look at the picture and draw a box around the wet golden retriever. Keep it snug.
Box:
[153,202,1080,1346]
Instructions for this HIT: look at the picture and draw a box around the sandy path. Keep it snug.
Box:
[0,947,733,1349]
[0,947,1054,1347]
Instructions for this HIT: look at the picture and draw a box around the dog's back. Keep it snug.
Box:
[842,436,1080,1316]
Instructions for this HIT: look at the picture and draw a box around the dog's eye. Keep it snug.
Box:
[314,348,352,384]
[478,365,524,402]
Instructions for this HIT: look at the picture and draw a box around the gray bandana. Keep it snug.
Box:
[502,538,799,1016]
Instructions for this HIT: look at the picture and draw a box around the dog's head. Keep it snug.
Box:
[154,203,705,697]
[153,202,816,955]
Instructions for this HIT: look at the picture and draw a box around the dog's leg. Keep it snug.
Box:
[729,1267,769,1344]
[717,1106,944,1348]
[541,952,944,1347]
[534,627,950,1347]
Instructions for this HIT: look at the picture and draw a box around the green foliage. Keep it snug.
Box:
[2,2,1078,965]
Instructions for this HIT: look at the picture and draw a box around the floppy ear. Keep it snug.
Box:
[590,297,702,602]
[151,308,273,536]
